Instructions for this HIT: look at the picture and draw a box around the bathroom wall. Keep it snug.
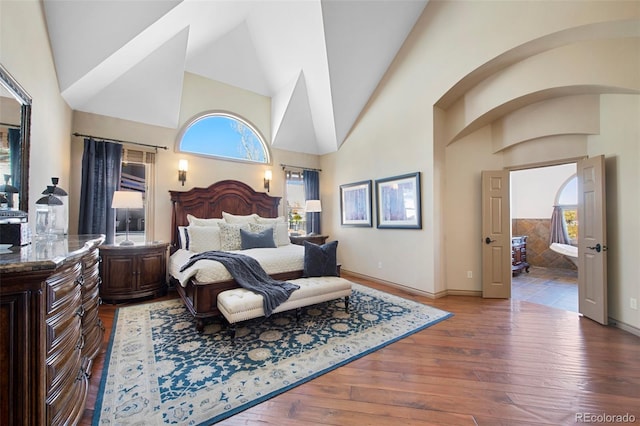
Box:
[511,164,576,270]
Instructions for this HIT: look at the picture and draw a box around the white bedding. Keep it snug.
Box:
[169,244,305,287]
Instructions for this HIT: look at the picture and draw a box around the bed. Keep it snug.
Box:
[168,180,306,330]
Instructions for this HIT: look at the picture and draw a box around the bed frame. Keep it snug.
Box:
[169,180,305,330]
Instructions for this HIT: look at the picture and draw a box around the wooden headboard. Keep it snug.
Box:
[169,180,281,251]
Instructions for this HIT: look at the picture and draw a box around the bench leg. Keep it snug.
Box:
[220,315,237,342]
[344,296,350,313]
[228,323,237,342]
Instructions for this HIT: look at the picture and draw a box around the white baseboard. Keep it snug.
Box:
[608,318,640,337]
[341,269,477,299]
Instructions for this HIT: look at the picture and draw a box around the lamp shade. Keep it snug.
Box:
[111,191,143,209]
[305,199,322,212]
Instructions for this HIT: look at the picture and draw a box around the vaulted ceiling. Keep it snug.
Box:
[43,0,427,155]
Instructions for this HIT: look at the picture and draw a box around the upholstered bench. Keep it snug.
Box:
[217,276,353,339]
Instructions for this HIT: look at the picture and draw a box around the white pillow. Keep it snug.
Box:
[222,211,259,224]
[218,222,249,251]
[256,216,290,246]
[186,225,222,253]
[187,214,225,227]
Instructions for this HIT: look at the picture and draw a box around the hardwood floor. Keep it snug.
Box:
[81,273,640,425]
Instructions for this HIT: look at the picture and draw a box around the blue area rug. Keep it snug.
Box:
[92,283,452,425]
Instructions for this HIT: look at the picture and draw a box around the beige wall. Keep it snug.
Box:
[0,0,73,226]
[70,73,319,243]
[325,0,640,330]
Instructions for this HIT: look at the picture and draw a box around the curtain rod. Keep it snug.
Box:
[0,121,20,128]
[280,163,322,172]
[73,132,168,151]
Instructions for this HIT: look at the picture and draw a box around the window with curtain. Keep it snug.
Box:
[116,147,156,244]
[284,169,306,234]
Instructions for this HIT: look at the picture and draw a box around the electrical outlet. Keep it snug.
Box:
[631,298,638,310]
[378,261,383,269]
[467,271,473,279]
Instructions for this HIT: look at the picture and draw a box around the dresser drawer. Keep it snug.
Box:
[46,290,83,353]
[46,263,83,314]
[46,318,83,394]
[81,266,101,297]
[47,366,87,426]
[82,249,100,270]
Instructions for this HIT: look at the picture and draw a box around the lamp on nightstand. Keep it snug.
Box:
[305,199,321,235]
[111,191,143,246]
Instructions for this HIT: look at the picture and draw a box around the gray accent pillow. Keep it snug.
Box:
[240,227,277,249]
[303,240,338,277]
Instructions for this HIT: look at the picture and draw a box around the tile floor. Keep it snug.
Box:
[511,266,578,312]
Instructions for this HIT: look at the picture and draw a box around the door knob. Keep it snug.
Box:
[587,243,601,253]
[485,237,495,245]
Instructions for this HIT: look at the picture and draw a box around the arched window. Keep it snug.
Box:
[178,112,270,163]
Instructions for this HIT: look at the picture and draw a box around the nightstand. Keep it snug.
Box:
[289,234,329,245]
[99,241,169,303]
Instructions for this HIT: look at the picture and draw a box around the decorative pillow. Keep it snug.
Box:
[218,222,249,251]
[178,226,189,249]
[240,227,277,250]
[222,211,259,224]
[256,216,290,246]
[303,240,339,277]
[186,225,221,253]
[248,223,277,246]
[187,214,225,227]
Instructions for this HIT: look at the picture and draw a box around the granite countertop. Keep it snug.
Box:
[0,234,105,274]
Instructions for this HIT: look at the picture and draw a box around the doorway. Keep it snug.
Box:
[510,163,578,312]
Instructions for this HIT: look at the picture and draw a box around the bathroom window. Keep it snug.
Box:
[178,112,270,164]
[556,174,578,241]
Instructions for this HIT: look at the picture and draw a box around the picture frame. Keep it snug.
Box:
[375,172,422,229]
[340,180,372,227]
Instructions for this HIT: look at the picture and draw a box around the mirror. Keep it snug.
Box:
[0,63,31,213]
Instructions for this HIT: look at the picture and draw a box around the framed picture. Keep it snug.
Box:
[375,172,422,229]
[340,180,372,227]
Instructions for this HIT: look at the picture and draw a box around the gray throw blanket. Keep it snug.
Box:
[180,251,299,317]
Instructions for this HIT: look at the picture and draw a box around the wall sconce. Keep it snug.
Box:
[178,159,188,186]
[264,169,272,192]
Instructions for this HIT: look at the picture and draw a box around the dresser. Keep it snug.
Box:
[511,235,530,276]
[99,241,168,303]
[289,234,329,246]
[0,235,105,426]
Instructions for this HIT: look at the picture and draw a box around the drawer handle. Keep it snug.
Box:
[76,368,87,381]
[75,306,85,318]
[75,275,85,287]
[76,334,85,350]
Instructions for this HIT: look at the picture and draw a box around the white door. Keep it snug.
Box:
[577,155,608,325]
[481,170,511,298]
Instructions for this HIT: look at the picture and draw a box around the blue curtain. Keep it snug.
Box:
[78,138,122,244]
[7,128,21,208]
[549,205,570,245]
[303,170,320,234]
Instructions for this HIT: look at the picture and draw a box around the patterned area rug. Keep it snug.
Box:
[93,283,452,425]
